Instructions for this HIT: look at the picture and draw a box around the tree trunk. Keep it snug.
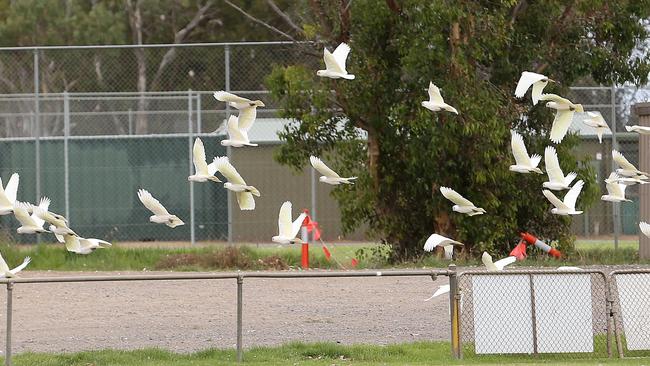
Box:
[126,0,148,135]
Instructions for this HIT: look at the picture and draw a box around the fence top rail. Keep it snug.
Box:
[0,269,448,285]
[0,41,311,52]
[458,269,609,277]
[609,269,650,276]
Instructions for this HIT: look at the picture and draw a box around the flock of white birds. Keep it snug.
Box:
[0,42,646,280]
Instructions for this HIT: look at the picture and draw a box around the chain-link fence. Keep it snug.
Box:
[457,270,611,359]
[609,270,650,358]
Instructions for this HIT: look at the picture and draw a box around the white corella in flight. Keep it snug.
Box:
[310,156,357,185]
[421,82,458,114]
[214,156,260,211]
[539,93,584,143]
[316,42,355,80]
[601,173,631,203]
[423,234,464,260]
[482,252,516,271]
[509,131,542,174]
[0,252,30,278]
[0,173,19,215]
[542,180,584,215]
[440,187,485,216]
[188,138,220,183]
[514,71,554,105]
[220,115,258,147]
[137,189,184,228]
[272,201,307,245]
[543,146,577,190]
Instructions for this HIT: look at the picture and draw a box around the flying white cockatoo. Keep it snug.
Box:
[543,146,577,190]
[316,42,355,80]
[137,189,184,228]
[542,180,585,215]
[0,173,19,215]
[34,204,76,236]
[440,187,485,216]
[0,252,30,278]
[271,201,307,244]
[509,131,542,174]
[421,82,458,114]
[625,125,650,135]
[54,233,111,255]
[612,150,649,178]
[582,112,610,143]
[606,174,648,186]
[514,71,555,105]
[601,173,631,203]
[309,156,357,185]
[214,156,260,211]
[423,234,464,260]
[640,221,650,238]
[482,252,516,271]
[188,138,220,183]
[220,115,258,147]
[213,91,264,133]
[13,202,50,234]
[538,93,584,143]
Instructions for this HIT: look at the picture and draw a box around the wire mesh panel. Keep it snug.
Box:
[610,271,650,357]
[458,271,610,360]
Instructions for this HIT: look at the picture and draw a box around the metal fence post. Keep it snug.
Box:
[188,90,196,245]
[528,274,538,355]
[310,167,317,222]
[225,44,233,244]
[128,108,133,135]
[611,84,620,251]
[5,282,13,366]
[196,94,202,134]
[448,264,461,359]
[63,91,70,222]
[236,275,244,362]
[33,49,41,243]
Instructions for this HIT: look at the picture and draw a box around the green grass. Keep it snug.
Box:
[8,341,648,366]
[0,239,646,273]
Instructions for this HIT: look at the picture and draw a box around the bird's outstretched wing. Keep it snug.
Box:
[213,91,251,104]
[612,150,638,171]
[323,48,345,74]
[236,192,255,211]
[137,189,170,216]
[563,180,584,210]
[640,222,650,238]
[511,131,532,166]
[5,173,19,204]
[332,42,351,72]
[9,257,31,275]
[494,256,516,270]
[193,138,209,175]
[544,146,565,183]
[214,157,247,185]
[514,72,546,98]
[549,109,574,143]
[543,190,567,210]
[427,82,444,104]
[310,156,340,178]
[278,201,293,237]
[440,187,474,207]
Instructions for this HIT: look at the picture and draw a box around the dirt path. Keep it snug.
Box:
[0,271,450,354]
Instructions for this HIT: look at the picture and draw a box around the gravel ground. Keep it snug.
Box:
[0,271,451,354]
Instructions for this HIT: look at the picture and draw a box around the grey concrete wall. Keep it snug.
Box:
[635,103,650,258]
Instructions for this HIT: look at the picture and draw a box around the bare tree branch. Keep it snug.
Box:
[150,1,214,91]
[510,0,527,26]
[265,0,304,36]
[224,0,297,41]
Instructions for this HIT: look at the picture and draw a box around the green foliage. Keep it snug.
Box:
[266,0,650,259]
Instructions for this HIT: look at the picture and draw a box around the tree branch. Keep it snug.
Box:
[265,0,304,36]
[509,0,527,26]
[385,0,400,14]
[224,0,296,41]
[309,0,333,39]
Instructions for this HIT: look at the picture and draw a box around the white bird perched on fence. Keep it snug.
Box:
[0,252,30,278]
[188,138,220,183]
[214,156,260,211]
[213,91,264,132]
[423,234,464,260]
[509,131,542,174]
[514,71,554,105]
[0,173,19,215]
[13,202,49,234]
[538,93,584,143]
[640,221,650,238]
[220,115,258,147]
[601,173,631,203]
[542,180,584,215]
[582,112,610,143]
[272,201,307,245]
[612,150,649,178]
[482,252,516,271]
[137,189,184,228]
[421,82,458,114]
[316,42,355,80]
[543,146,577,190]
[424,284,450,301]
[54,233,111,255]
[440,187,485,216]
[309,156,357,185]
[625,125,650,135]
